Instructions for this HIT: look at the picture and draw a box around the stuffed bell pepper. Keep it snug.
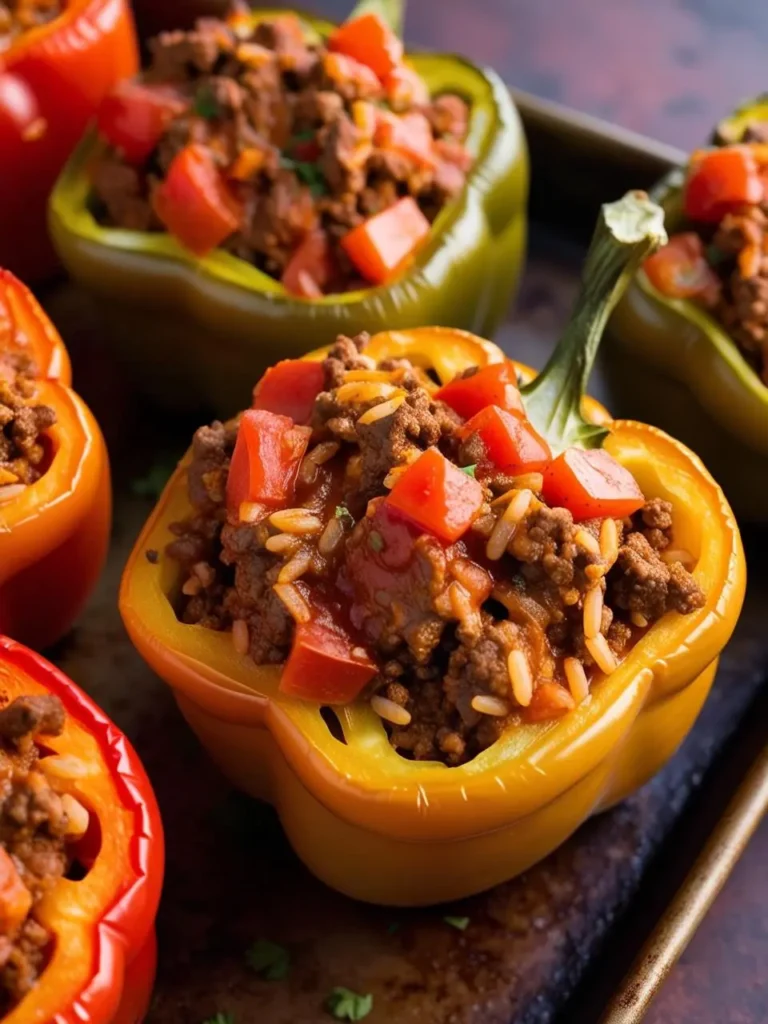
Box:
[0,269,111,650]
[610,98,768,520]
[120,192,744,906]
[0,0,138,281]
[49,0,528,414]
[0,634,163,1021]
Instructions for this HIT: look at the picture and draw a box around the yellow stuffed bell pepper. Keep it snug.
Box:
[120,193,744,905]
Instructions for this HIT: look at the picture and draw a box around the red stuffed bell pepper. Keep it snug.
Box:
[0,0,139,280]
[0,269,111,649]
[0,635,163,1022]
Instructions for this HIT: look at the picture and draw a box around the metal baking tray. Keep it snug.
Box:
[37,87,768,1024]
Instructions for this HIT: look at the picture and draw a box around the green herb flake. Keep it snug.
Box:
[706,243,728,267]
[202,1014,234,1024]
[335,505,354,522]
[194,84,220,120]
[460,464,477,477]
[368,530,384,553]
[246,939,290,980]
[131,459,177,499]
[280,154,328,197]
[325,987,373,1021]
[444,915,470,931]
[290,129,316,145]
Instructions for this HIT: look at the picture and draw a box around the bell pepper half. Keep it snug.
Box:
[0,0,139,282]
[48,1,528,416]
[0,634,163,1022]
[0,270,111,649]
[609,99,768,520]
[119,194,744,906]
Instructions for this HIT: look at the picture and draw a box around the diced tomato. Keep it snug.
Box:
[97,81,188,165]
[524,682,576,723]
[375,110,436,168]
[436,363,525,419]
[328,12,403,80]
[281,230,333,298]
[542,447,644,521]
[252,359,325,425]
[684,146,763,223]
[385,447,484,543]
[643,232,721,304]
[323,51,382,98]
[383,63,429,108]
[226,409,310,514]
[280,606,377,704]
[460,405,551,475]
[341,197,430,285]
[152,144,243,257]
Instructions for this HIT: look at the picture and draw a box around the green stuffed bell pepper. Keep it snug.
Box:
[49,0,528,415]
[609,99,768,520]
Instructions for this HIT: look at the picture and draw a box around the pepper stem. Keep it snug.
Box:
[521,190,667,454]
[347,0,405,35]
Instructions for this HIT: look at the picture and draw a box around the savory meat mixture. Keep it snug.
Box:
[92,10,473,295]
[0,693,85,1010]
[644,141,768,383]
[0,0,62,51]
[0,353,56,495]
[167,334,706,767]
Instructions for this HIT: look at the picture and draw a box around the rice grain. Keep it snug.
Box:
[371,695,412,726]
[564,657,590,703]
[273,583,311,623]
[269,509,323,534]
[471,695,510,717]
[232,619,250,654]
[583,586,604,640]
[486,488,532,560]
[507,649,533,707]
[358,392,406,426]
[585,633,618,674]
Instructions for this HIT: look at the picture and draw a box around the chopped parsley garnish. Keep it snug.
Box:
[706,243,728,266]
[461,464,477,477]
[290,128,316,145]
[202,1014,234,1024]
[325,988,373,1021]
[131,459,177,499]
[280,155,328,197]
[246,939,290,980]
[444,915,470,931]
[335,505,354,523]
[368,530,384,553]
[194,84,220,120]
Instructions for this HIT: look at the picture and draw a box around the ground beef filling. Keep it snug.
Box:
[93,14,472,294]
[167,333,706,766]
[0,0,61,50]
[0,355,55,489]
[0,354,56,490]
[0,694,79,1011]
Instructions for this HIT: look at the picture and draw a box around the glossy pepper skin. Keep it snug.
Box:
[0,635,164,1022]
[0,0,139,281]
[609,100,768,521]
[119,325,744,906]
[49,7,528,416]
[0,271,111,649]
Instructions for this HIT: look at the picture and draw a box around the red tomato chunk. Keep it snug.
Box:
[435,363,525,420]
[280,613,377,704]
[341,197,430,285]
[542,447,644,521]
[385,447,484,543]
[252,359,325,425]
[226,409,310,513]
[684,146,763,223]
[328,12,403,80]
[460,405,551,474]
[97,81,188,165]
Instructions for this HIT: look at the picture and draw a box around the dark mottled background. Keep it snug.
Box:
[94,1,768,1020]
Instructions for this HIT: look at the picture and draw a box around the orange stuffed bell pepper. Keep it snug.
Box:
[0,634,163,1021]
[0,0,138,281]
[0,270,110,649]
[120,193,745,906]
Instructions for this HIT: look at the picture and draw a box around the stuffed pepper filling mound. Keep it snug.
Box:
[644,142,768,384]
[0,353,56,495]
[91,9,473,295]
[0,0,62,50]
[167,334,705,766]
[0,693,87,1009]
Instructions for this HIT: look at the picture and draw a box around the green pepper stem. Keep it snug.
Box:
[347,0,405,35]
[521,190,667,454]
